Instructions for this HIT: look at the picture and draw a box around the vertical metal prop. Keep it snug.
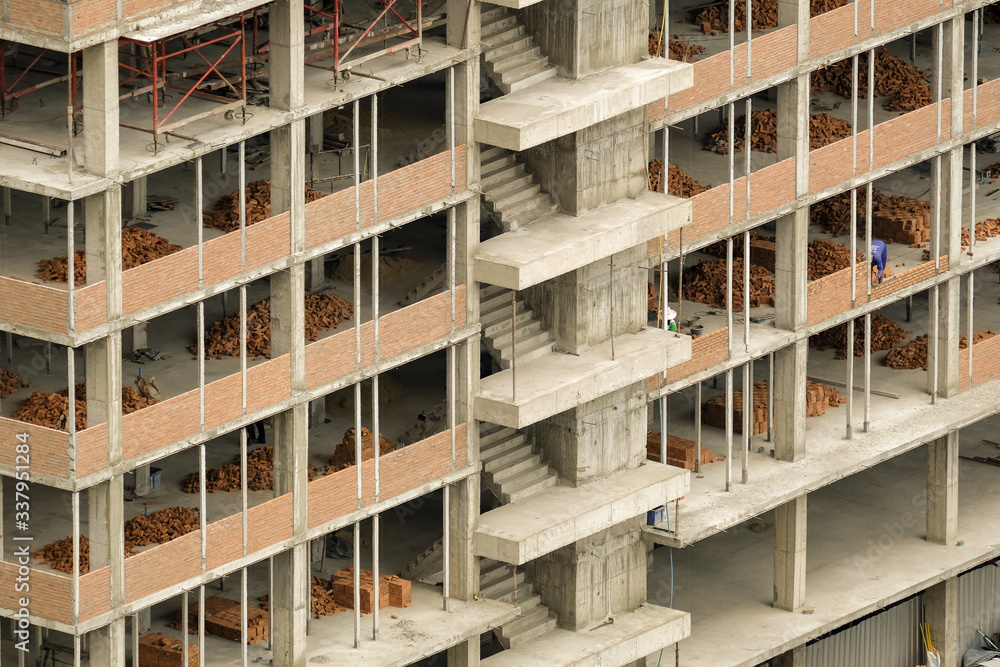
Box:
[726,237,733,350]
[610,255,616,360]
[695,382,703,471]
[846,318,854,439]
[741,362,749,484]
[725,368,733,492]
[864,312,871,432]
[767,352,774,442]
[443,484,451,611]
[743,230,750,351]
[511,290,517,402]
[968,272,974,389]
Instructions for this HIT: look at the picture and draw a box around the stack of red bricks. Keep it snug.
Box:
[330,568,412,613]
[804,380,846,417]
[174,596,268,644]
[702,380,844,433]
[137,633,199,667]
[0,368,29,399]
[646,431,723,469]
[872,196,931,245]
[809,313,910,359]
[647,160,711,198]
[330,427,398,472]
[684,257,776,312]
[885,330,999,370]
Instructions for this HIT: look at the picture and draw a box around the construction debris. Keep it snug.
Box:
[683,257,775,312]
[330,427,398,472]
[199,292,353,359]
[32,535,137,575]
[809,313,910,359]
[173,597,268,644]
[812,48,931,112]
[647,160,712,197]
[183,445,323,494]
[0,369,29,398]
[648,33,707,61]
[885,330,999,370]
[13,382,158,432]
[124,506,199,546]
[261,577,349,619]
[692,0,848,34]
[708,110,852,154]
[646,431,723,469]
[38,227,183,285]
[702,380,843,434]
[648,282,659,313]
[985,162,1000,181]
[138,633,199,667]
[135,376,161,401]
[202,179,324,232]
[808,239,864,280]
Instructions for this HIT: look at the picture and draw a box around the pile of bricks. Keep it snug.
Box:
[986,162,1000,181]
[885,330,999,370]
[647,33,707,61]
[701,230,770,259]
[812,48,931,112]
[702,379,843,433]
[872,195,931,245]
[330,567,412,613]
[810,188,868,236]
[809,313,910,359]
[962,218,1000,248]
[261,576,351,618]
[0,368,29,398]
[708,110,852,153]
[32,535,137,575]
[692,0,847,34]
[174,596,268,644]
[137,633,199,667]
[329,427,398,472]
[37,227,183,285]
[203,179,324,232]
[807,239,864,280]
[647,160,712,198]
[13,381,157,432]
[124,506,200,546]
[200,292,353,359]
[183,446,305,494]
[646,431,723,469]
[684,257,775,312]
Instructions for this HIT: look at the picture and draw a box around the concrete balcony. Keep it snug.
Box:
[475,58,693,151]
[476,327,691,429]
[475,191,691,290]
[481,603,690,667]
[475,462,689,564]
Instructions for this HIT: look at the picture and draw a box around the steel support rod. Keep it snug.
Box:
[695,382,703,472]
[725,368,733,492]
[846,317,854,439]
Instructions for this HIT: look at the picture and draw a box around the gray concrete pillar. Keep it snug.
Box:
[773,339,806,462]
[447,477,479,602]
[927,432,958,546]
[924,578,958,667]
[929,276,961,398]
[270,265,306,390]
[124,177,147,220]
[89,618,126,667]
[448,639,480,667]
[82,40,119,177]
[268,0,304,111]
[271,543,309,667]
[135,607,151,634]
[776,0,810,61]
[774,645,806,667]
[273,404,309,531]
[133,464,151,497]
[130,323,147,353]
[774,495,806,612]
[775,73,809,334]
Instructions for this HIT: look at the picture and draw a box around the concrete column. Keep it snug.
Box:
[82,40,118,177]
[447,476,479,601]
[271,543,309,667]
[776,0,810,61]
[269,0,304,111]
[85,336,122,463]
[133,464,151,496]
[924,577,958,667]
[273,403,309,532]
[135,607,151,634]
[84,186,123,316]
[270,265,306,390]
[270,121,307,254]
[774,495,806,612]
[446,0,479,48]
[130,323,147,353]
[775,74,809,333]
[929,276,961,397]
[934,16,964,131]
[89,618,126,667]
[773,339,806,461]
[447,639,480,667]
[774,645,806,667]
[124,177,147,220]
[927,432,958,545]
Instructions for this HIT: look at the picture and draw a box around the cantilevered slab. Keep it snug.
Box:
[482,0,545,8]
[476,328,691,429]
[475,463,688,564]
[475,192,691,290]
[476,59,693,151]
[482,604,690,667]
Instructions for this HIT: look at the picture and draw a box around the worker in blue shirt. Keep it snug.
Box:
[870,240,888,284]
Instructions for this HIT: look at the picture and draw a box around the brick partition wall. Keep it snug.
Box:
[245,355,291,414]
[122,389,200,463]
[204,374,244,432]
[124,530,202,605]
[206,515,244,572]
[73,281,108,333]
[75,422,109,478]
[0,277,68,335]
[78,566,111,622]
[809,3,855,61]
[246,212,292,273]
[872,103,943,171]
[647,326,729,392]
[0,561,72,625]
[201,231,243,288]
[749,27,797,85]
[0,418,70,479]
[122,246,200,317]
[305,326,356,391]
[749,159,795,217]
[667,51,731,112]
[965,79,1000,134]
[810,138,856,195]
[807,264,870,327]
[247,494,294,554]
[959,333,1000,389]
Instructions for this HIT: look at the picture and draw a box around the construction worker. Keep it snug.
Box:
[665,307,679,332]
[871,240,888,284]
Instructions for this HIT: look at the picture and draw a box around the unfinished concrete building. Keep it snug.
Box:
[2,0,1000,665]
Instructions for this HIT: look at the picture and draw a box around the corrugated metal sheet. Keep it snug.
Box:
[958,561,1000,658]
[805,596,922,667]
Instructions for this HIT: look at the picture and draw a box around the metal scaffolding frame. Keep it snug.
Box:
[0,43,80,123]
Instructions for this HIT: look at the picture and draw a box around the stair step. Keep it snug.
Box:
[491,45,543,74]
[483,442,534,472]
[500,57,554,84]
[485,36,535,62]
[479,421,507,439]
[482,162,524,188]
[491,182,542,210]
[499,340,554,368]
[491,452,542,481]
[482,24,525,48]
[497,329,553,357]
[480,6,508,23]
[481,14,518,37]
[483,308,536,337]
[490,319,543,348]
[483,173,535,200]
[504,470,558,503]
[481,571,525,599]
[480,289,515,313]
[479,561,511,588]
[479,283,508,299]
[481,433,528,464]
[506,65,558,93]
[499,191,556,220]
[501,609,557,648]
[479,146,509,164]
[481,303,529,330]
[503,200,559,229]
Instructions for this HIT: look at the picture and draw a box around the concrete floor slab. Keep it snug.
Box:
[476,192,691,290]
[482,603,690,667]
[475,462,688,564]
[476,59,693,151]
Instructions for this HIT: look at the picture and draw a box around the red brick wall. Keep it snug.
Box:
[668,51,731,111]
[305,327,356,391]
[206,515,244,571]
[750,26,797,84]
[648,99,665,123]
[124,531,201,605]
[809,3,855,61]
[810,137,855,195]
[750,159,795,216]
[245,355,291,414]
[6,0,66,41]
[647,326,729,391]
[246,212,291,273]
[959,334,1000,389]
[122,246,200,317]
[204,374,243,432]
[0,562,72,624]
[870,256,947,301]
[247,494,293,554]
[0,418,70,479]
[122,389,200,463]
[75,422,108,478]
[307,465,359,530]
[304,182,371,250]
[78,566,110,622]
[807,263,869,326]
[0,277,68,335]
[201,232,242,290]
[967,79,1000,134]
[666,182,732,250]
[874,0,939,34]
[74,281,107,333]
[872,103,941,171]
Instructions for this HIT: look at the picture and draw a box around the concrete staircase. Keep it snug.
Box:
[481,7,557,94]
[400,539,444,585]
[480,558,558,648]
[481,146,559,232]
[480,423,558,504]
[399,263,446,307]
[480,285,555,369]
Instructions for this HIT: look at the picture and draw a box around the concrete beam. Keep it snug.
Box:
[475,463,689,564]
[476,328,691,429]
[927,432,958,546]
[774,495,806,612]
[480,603,689,666]
[475,193,690,290]
[475,59,692,151]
